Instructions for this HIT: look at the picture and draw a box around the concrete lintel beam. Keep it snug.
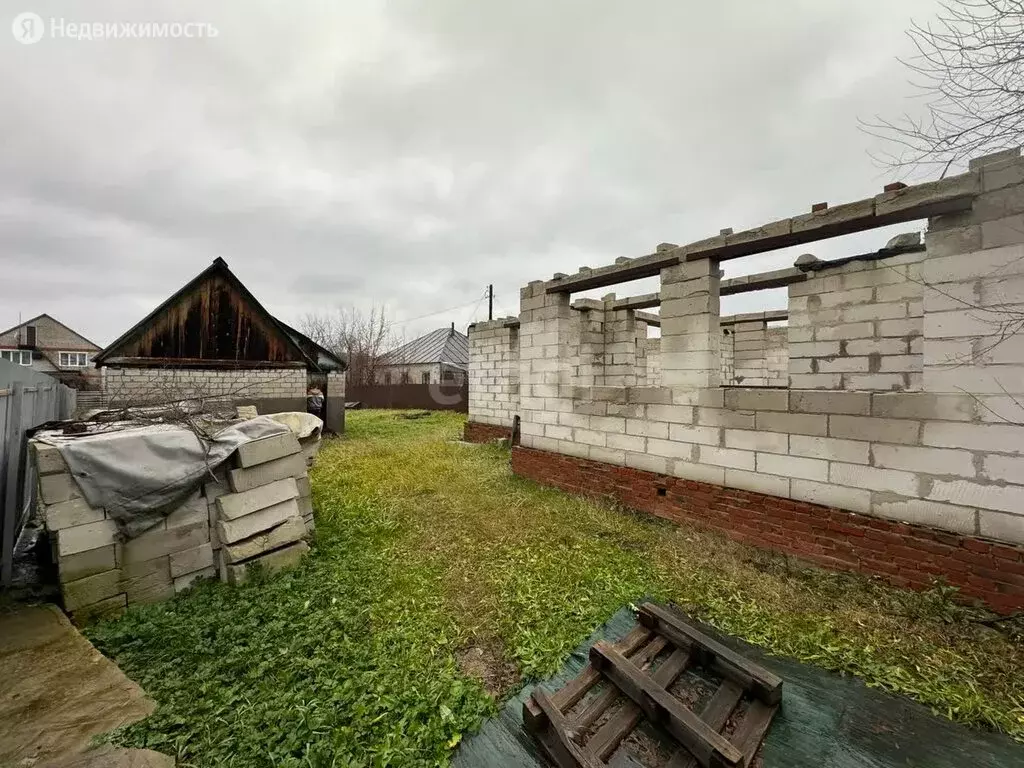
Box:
[635,310,661,327]
[720,267,806,295]
[720,309,788,326]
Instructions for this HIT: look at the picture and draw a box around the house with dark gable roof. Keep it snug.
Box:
[94,257,347,433]
[376,325,469,385]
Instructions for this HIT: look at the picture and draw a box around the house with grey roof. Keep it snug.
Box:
[376,324,468,385]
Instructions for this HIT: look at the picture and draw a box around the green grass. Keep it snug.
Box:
[87,410,1024,766]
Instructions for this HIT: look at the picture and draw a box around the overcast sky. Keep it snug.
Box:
[0,0,945,348]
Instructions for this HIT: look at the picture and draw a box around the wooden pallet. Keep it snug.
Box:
[524,603,782,768]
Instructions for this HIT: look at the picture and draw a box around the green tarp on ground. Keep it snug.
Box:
[454,606,1024,768]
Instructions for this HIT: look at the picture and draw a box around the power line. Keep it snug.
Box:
[391,292,486,328]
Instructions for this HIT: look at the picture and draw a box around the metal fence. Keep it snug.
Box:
[346,382,468,412]
[1,362,76,586]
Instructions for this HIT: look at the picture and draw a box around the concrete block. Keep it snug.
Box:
[873,444,975,476]
[70,594,127,626]
[757,452,828,481]
[223,516,306,563]
[645,404,694,423]
[870,393,974,421]
[982,454,1024,483]
[671,459,726,486]
[169,542,215,577]
[647,439,694,460]
[166,492,208,529]
[62,569,123,611]
[923,421,1024,453]
[122,520,209,564]
[872,497,976,534]
[696,407,755,429]
[228,454,307,493]
[978,510,1024,544]
[725,468,790,497]
[791,479,871,513]
[296,495,313,520]
[174,566,217,593]
[698,446,755,470]
[789,435,869,465]
[668,424,721,446]
[57,519,119,558]
[926,477,1024,515]
[39,473,82,504]
[204,480,229,501]
[225,540,309,585]
[725,429,788,454]
[589,446,627,466]
[829,463,918,496]
[755,411,828,437]
[814,322,874,341]
[59,545,118,583]
[218,498,300,544]
[625,451,669,475]
[217,478,299,521]
[789,374,843,390]
[121,557,174,604]
[33,443,67,475]
[829,416,919,444]
[295,474,311,498]
[724,389,789,412]
[789,391,870,416]
[607,433,646,453]
[44,497,104,531]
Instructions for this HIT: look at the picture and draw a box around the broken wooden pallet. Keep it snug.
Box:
[523,603,782,768]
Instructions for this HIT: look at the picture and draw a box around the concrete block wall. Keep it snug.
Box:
[787,251,925,391]
[720,314,789,387]
[643,338,661,386]
[104,366,308,410]
[466,318,520,428]
[35,423,320,623]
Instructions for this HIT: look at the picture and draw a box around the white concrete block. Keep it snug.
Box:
[668,424,721,446]
[923,421,1024,454]
[33,444,67,475]
[123,521,209,564]
[926,478,1024,514]
[223,516,306,563]
[647,439,694,460]
[166,492,208,529]
[755,411,828,437]
[829,463,918,495]
[228,454,307,493]
[789,435,869,465]
[625,452,669,475]
[725,469,790,497]
[217,498,301,544]
[724,429,788,454]
[873,444,976,477]
[791,479,870,512]
[225,540,309,585]
[169,542,215,578]
[607,433,646,453]
[57,520,119,557]
[44,497,104,531]
[724,389,789,412]
[645,404,695,424]
[698,446,755,470]
[872,497,976,534]
[757,453,828,481]
[671,459,726,486]
[236,433,301,468]
[829,416,920,444]
[39,473,82,504]
[790,391,870,416]
[978,510,1024,544]
[870,393,974,421]
[174,566,217,593]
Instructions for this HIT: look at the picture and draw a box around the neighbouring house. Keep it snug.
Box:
[0,314,103,390]
[376,325,469,385]
[93,257,347,433]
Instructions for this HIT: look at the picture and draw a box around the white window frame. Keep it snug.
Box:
[0,349,32,366]
[58,351,90,368]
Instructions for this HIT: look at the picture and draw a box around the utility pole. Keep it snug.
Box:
[488,284,493,320]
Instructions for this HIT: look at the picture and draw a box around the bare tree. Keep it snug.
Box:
[299,305,395,386]
[868,0,1024,174]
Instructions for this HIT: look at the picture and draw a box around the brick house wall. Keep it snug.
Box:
[0,314,102,388]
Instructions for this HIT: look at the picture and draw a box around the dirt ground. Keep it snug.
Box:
[0,603,158,767]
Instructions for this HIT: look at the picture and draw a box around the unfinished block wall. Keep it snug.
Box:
[788,251,924,391]
[466,318,520,428]
[720,314,789,387]
[466,149,1024,611]
[104,366,308,412]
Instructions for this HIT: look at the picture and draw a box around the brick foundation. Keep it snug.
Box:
[512,446,1024,614]
[464,420,511,443]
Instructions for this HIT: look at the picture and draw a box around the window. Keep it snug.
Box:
[442,370,455,382]
[0,349,31,365]
[421,372,431,384]
[59,351,89,368]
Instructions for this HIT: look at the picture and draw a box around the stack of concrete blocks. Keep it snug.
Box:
[601,297,639,387]
[205,430,318,585]
[36,444,217,624]
[788,250,925,391]
[764,327,788,386]
[465,317,520,430]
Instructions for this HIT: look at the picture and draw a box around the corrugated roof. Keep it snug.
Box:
[381,327,469,366]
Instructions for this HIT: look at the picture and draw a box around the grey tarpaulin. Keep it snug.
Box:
[453,606,1024,768]
[36,416,291,538]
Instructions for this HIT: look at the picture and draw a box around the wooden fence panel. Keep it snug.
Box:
[346,382,468,412]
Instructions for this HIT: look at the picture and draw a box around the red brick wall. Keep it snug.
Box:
[464,421,510,443]
[512,446,1024,614]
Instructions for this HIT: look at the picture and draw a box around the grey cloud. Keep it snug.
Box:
[0,0,943,345]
